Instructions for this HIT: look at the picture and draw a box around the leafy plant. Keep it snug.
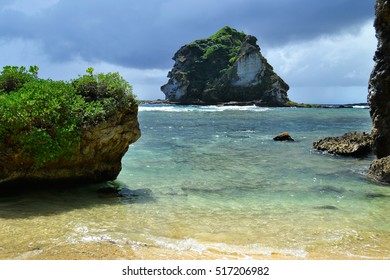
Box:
[0,79,85,166]
[72,70,135,121]
[0,66,136,167]
[0,66,38,94]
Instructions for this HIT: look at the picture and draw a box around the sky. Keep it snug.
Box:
[0,0,377,104]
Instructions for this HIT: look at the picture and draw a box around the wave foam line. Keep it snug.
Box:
[139,105,270,112]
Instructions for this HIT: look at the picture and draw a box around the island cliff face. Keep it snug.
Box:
[161,26,290,106]
[0,102,140,186]
[367,0,390,182]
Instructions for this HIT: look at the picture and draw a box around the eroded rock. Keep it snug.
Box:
[367,156,390,183]
[0,103,140,186]
[313,132,372,157]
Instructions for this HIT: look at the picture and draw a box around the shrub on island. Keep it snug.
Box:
[0,66,137,170]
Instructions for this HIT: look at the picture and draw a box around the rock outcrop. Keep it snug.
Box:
[367,156,390,182]
[367,0,390,182]
[0,102,140,186]
[273,132,294,142]
[313,132,372,157]
[161,26,290,106]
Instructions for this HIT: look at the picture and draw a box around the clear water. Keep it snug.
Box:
[0,105,389,259]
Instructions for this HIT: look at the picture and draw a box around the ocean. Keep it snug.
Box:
[0,105,389,259]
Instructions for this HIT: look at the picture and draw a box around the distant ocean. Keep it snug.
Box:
[0,104,389,259]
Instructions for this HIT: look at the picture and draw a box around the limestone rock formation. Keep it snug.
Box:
[367,0,390,182]
[161,26,290,106]
[313,132,372,157]
[0,102,140,186]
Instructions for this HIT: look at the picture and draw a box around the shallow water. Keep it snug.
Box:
[0,105,389,259]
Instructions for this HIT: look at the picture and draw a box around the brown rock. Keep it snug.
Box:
[313,132,372,157]
[273,132,294,142]
[0,103,140,186]
[367,156,390,183]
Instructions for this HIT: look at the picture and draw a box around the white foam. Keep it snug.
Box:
[352,105,369,109]
[146,235,307,259]
[139,105,270,113]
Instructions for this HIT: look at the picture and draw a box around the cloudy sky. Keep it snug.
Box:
[0,0,376,104]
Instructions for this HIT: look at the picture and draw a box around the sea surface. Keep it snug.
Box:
[0,105,389,259]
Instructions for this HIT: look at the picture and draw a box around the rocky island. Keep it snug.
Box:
[161,26,290,106]
[0,66,140,187]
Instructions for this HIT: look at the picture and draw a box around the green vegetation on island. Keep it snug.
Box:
[0,66,136,167]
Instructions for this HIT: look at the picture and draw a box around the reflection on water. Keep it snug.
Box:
[0,106,389,259]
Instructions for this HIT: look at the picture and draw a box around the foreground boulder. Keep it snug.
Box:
[313,132,372,157]
[161,26,290,106]
[0,68,141,187]
[0,103,140,186]
[367,0,390,182]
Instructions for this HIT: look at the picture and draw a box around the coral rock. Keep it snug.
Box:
[0,103,140,186]
[313,132,372,156]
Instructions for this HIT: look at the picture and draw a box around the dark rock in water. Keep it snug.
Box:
[313,132,372,157]
[98,187,155,203]
[367,0,390,182]
[366,193,389,199]
[367,156,390,183]
[310,185,345,195]
[313,205,339,210]
[273,132,294,142]
[161,26,290,106]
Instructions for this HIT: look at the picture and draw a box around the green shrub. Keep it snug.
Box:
[0,66,38,94]
[0,79,85,166]
[0,66,136,167]
[72,69,135,121]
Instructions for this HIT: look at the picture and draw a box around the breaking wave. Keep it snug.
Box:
[139,104,270,112]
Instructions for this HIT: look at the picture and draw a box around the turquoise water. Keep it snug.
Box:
[0,105,389,259]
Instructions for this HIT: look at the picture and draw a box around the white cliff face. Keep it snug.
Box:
[161,78,186,100]
[271,81,284,103]
[233,53,263,86]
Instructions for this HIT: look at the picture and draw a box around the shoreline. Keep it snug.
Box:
[139,100,369,109]
[6,241,384,260]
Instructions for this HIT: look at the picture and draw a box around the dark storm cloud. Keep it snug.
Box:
[0,0,375,69]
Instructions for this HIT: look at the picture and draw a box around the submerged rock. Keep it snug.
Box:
[367,0,390,182]
[310,185,345,195]
[313,205,339,210]
[97,187,154,203]
[313,132,372,157]
[273,132,294,142]
[365,192,389,199]
[161,26,290,106]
